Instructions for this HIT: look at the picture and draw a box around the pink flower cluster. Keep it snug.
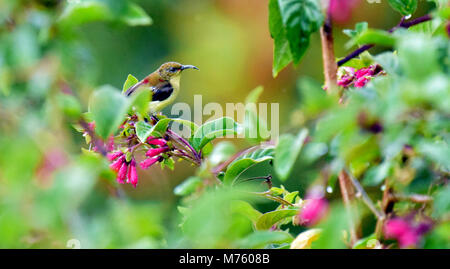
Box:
[139,137,170,170]
[296,188,329,226]
[384,217,433,248]
[337,64,383,88]
[108,151,138,187]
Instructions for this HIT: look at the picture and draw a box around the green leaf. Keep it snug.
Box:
[353,29,397,47]
[433,185,450,218]
[277,0,323,64]
[362,160,392,187]
[230,200,262,224]
[397,33,439,81]
[255,209,299,230]
[89,85,127,139]
[223,147,274,185]
[388,0,418,16]
[128,89,150,117]
[56,93,82,118]
[353,234,378,249]
[417,140,450,170]
[191,117,242,151]
[174,177,202,196]
[374,51,400,76]
[269,0,292,77]
[119,2,152,26]
[58,1,112,26]
[244,86,268,143]
[208,141,237,166]
[171,118,199,133]
[122,74,139,93]
[274,128,308,181]
[237,231,293,248]
[135,118,171,143]
[343,22,368,39]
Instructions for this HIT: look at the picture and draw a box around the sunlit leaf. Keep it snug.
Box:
[255,208,299,230]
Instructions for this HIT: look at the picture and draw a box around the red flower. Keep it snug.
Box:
[117,161,128,184]
[297,198,329,226]
[127,160,138,188]
[107,151,123,162]
[109,155,125,172]
[147,137,167,147]
[384,217,432,248]
[145,146,169,158]
[140,156,160,170]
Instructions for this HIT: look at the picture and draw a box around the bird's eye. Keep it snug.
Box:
[168,67,177,73]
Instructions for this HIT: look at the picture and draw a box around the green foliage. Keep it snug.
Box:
[59,0,152,27]
[223,147,274,185]
[89,85,128,139]
[255,208,299,230]
[191,117,242,151]
[387,0,418,16]
[274,128,308,181]
[269,0,323,77]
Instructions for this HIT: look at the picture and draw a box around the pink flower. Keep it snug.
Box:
[145,146,169,157]
[107,151,123,161]
[106,135,115,152]
[140,156,160,170]
[127,160,138,188]
[297,198,329,226]
[109,155,125,172]
[354,76,369,88]
[384,217,432,248]
[147,137,167,147]
[117,162,128,184]
[329,0,359,24]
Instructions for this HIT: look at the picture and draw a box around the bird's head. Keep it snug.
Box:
[158,62,199,81]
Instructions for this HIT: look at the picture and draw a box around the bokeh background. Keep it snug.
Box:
[0,0,438,248]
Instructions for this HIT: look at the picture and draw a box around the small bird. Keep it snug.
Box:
[124,62,199,113]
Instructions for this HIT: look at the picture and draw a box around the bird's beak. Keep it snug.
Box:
[181,65,199,71]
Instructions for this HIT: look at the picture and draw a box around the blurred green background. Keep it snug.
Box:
[0,0,438,248]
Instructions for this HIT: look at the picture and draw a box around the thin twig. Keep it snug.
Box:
[251,191,294,207]
[337,14,432,66]
[79,118,107,156]
[345,169,385,220]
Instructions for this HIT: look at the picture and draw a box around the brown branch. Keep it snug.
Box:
[338,170,359,245]
[320,9,338,92]
[337,14,432,66]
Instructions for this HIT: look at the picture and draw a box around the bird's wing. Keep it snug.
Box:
[151,81,173,102]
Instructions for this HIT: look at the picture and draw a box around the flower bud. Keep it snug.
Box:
[117,162,128,184]
[109,155,125,172]
[107,151,123,162]
[140,156,160,170]
[147,137,167,147]
[145,146,169,158]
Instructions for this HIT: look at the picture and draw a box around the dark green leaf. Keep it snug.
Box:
[269,0,292,77]
[277,0,323,64]
[223,147,274,185]
[388,0,418,15]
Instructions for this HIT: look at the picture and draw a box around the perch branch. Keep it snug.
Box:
[337,14,432,66]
